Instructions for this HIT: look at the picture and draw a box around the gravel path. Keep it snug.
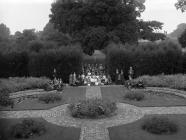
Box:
[85,86,102,99]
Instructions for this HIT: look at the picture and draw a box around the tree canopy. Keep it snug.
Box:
[175,0,186,12]
[178,29,186,48]
[0,23,10,41]
[50,0,165,55]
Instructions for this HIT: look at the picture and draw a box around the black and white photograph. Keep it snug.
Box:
[0,0,186,140]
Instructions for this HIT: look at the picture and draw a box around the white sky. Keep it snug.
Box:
[0,0,186,34]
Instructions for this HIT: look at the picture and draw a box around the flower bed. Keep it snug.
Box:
[10,119,46,139]
[68,99,117,119]
[142,116,178,135]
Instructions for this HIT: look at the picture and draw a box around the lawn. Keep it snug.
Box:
[108,114,186,140]
[0,87,86,111]
[0,118,80,140]
[101,87,186,107]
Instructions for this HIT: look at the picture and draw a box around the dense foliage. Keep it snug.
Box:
[29,47,83,82]
[50,0,165,55]
[0,46,83,82]
[175,0,186,12]
[106,40,183,81]
[68,99,117,119]
[178,29,186,48]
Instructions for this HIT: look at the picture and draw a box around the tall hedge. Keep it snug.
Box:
[0,51,29,77]
[28,47,83,82]
[106,40,183,81]
[182,52,186,73]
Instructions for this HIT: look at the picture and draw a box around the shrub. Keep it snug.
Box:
[0,92,14,107]
[68,99,117,119]
[142,116,178,135]
[124,91,145,101]
[125,80,145,89]
[11,119,46,139]
[38,93,62,104]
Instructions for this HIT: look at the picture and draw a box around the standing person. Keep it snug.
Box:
[73,72,76,85]
[115,69,119,84]
[53,68,57,79]
[129,66,134,80]
[107,74,112,85]
[121,70,125,84]
[69,74,73,86]
[117,72,121,85]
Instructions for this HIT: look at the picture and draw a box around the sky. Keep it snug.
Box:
[0,0,186,34]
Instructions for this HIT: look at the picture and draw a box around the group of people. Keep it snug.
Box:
[69,64,112,86]
[68,65,134,86]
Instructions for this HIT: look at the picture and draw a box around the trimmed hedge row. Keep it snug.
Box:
[0,47,83,83]
[29,48,83,82]
[1,40,186,82]
[106,40,184,81]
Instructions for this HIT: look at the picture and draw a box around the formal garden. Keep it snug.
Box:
[1,0,186,140]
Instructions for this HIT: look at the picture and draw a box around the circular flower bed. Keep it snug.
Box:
[142,116,178,135]
[68,99,117,119]
[124,91,145,101]
[38,93,62,104]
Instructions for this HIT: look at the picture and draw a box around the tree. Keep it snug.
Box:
[0,23,10,41]
[41,22,72,46]
[169,23,186,38]
[50,0,164,55]
[139,20,166,41]
[175,0,186,12]
[28,40,44,53]
[50,0,145,55]
[178,29,186,48]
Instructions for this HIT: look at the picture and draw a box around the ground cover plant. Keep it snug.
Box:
[142,116,178,135]
[134,74,186,90]
[108,114,185,140]
[101,86,186,107]
[68,99,117,119]
[0,87,86,111]
[0,77,50,94]
[0,118,81,140]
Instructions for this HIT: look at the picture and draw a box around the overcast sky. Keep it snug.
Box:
[0,0,186,34]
